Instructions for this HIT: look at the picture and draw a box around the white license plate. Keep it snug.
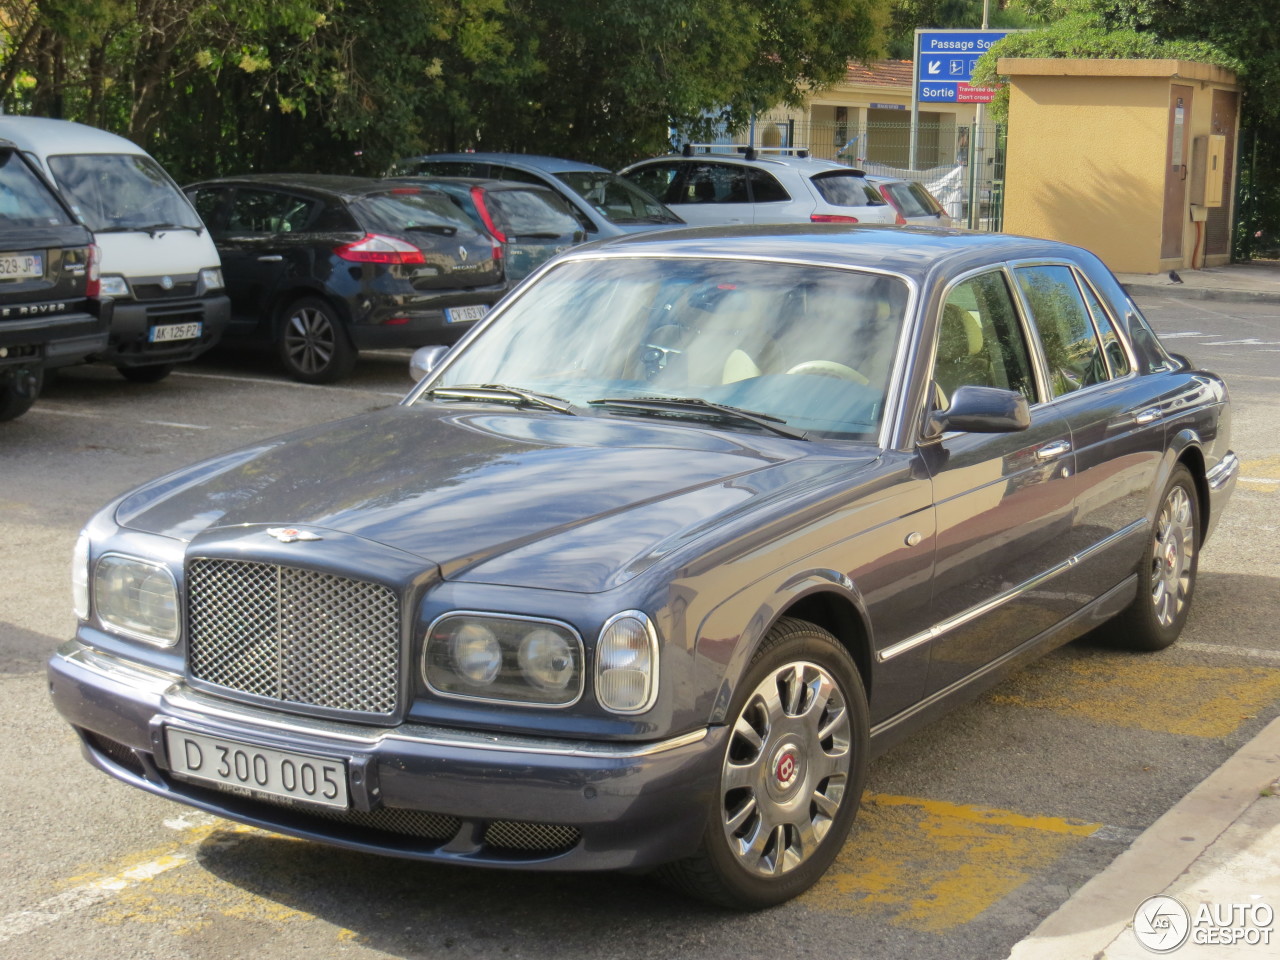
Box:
[149,322,202,343]
[165,729,349,809]
[445,304,488,324]
[0,252,43,280]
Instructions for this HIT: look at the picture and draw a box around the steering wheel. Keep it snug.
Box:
[784,360,869,385]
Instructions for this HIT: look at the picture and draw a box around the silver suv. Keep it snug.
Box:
[620,148,897,227]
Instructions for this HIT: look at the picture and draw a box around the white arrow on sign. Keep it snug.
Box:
[926,60,941,75]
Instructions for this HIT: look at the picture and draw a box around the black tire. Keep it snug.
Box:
[0,367,41,422]
[276,297,357,384]
[657,617,869,909]
[1104,464,1200,651]
[117,363,174,384]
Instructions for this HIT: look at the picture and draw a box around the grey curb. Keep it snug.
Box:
[1120,281,1280,305]
[1006,715,1280,960]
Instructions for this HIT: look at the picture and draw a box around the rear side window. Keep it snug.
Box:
[810,172,885,207]
[47,153,202,231]
[1078,278,1132,378]
[352,191,478,235]
[487,190,581,238]
[681,163,749,204]
[489,165,543,185]
[225,189,317,235]
[747,168,790,203]
[1015,264,1110,395]
[0,151,72,226]
[883,182,935,218]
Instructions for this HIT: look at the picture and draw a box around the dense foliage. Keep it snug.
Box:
[0,0,890,179]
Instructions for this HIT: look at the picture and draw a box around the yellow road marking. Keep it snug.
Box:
[807,794,1100,932]
[988,657,1280,738]
[1241,457,1280,491]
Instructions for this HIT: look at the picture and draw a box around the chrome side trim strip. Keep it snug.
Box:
[876,518,1147,663]
[58,643,707,760]
[1207,451,1239,490]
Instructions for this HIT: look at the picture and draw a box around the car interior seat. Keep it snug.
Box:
[933,301,992,400]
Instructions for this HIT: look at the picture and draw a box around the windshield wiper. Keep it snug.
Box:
[136,222,203,237]
[427,383,575,415]
[588,396,807,440]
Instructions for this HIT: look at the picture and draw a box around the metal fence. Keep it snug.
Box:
[724,118,1007,231]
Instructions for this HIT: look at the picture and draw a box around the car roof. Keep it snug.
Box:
[0,116,147,155]
[187,173,450,199]
[566,223,1094,285]
[402,153,611,174]
[628,152,859,175]
[391,175,559,194]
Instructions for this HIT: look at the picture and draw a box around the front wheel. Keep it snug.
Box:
[277,297,356,384]
[658,618,869,909]
[1104,464,1200,651]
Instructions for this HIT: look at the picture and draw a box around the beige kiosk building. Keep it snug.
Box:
[998,58,1240,274]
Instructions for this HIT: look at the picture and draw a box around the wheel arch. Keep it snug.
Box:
[1168,430,1209,543]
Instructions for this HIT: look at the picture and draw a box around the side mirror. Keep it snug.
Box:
[410,344,450,382]
[926,384,1030,437]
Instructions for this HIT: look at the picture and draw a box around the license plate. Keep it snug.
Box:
[149,322,202,343]
[165,729,349,809]
[0,253,43,280]
[445,304,488,324]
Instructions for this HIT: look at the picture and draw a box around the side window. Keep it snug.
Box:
[1124,299,1177,374]
[933,271,1036,404]
[186,188,222,229]
[309,201,360,233]
[683,163,749,204]
[416,161,481,177]
[226,189,316,235]
[1015,264,1108,395]
[626,163,682,204]
[1078,277,1132,378]
[746,168,790,203]
[491,165,542,185]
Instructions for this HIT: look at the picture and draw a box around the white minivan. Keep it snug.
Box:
[0,117,228,381]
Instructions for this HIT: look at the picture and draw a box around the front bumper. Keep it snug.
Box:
[105,295,230,368]
[48,640,720,871]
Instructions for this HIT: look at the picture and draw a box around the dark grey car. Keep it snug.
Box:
[50,225,1236,908]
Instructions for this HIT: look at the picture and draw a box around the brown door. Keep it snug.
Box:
[1162,85,1193,260]
[1206,90,1239,257]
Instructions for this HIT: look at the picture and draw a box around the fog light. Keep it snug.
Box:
[596,612,658,714]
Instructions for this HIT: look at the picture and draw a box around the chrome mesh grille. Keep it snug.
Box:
[188,558,400,715]
[483,820,581,853]
[245,791,461,840]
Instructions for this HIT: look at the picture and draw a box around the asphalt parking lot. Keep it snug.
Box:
[2,294,1278,960]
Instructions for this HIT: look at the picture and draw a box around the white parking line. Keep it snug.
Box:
[172,370,405,398]
[27,406,210,430]
[1181,641,1280,662]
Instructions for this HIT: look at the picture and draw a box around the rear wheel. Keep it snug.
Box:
[658,618,869,909]
[277,297,356,384]
[0,367,41,422]
[1104,464,1200,651]
[117,363,174,384]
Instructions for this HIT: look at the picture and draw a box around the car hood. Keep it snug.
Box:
[114,405,872,593]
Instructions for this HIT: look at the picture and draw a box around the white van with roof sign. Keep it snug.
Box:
[0,117,228,381]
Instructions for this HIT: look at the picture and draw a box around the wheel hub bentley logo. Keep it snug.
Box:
[266,527,322,543]
[776,752,798,785]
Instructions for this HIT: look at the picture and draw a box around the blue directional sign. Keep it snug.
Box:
[915,30,1010,103]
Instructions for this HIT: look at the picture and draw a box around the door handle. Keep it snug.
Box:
[1035,439,1072,461]
[257,255,284,262]
[1133,407,1162,425]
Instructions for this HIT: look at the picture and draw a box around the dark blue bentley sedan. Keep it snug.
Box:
[49,225,1238,908]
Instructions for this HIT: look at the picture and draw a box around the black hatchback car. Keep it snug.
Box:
[185,175,506,383]
[0,139,109,420]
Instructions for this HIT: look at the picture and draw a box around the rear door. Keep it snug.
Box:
[669,161,754,225]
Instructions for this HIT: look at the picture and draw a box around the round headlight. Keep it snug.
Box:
[518,627,574,691]
[452,622,501,685]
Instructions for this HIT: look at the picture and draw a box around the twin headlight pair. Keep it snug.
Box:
[424,612,658,714]
[73,538,659,715]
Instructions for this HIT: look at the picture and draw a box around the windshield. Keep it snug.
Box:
[0,151,73,227]
[47,153,202,231]
[425,257,909,440]
[554,171,682,224]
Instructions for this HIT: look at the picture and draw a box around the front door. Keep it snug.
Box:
[1161,85,1193,261]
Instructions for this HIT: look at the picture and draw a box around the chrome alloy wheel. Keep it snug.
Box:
[1151,484,1195,629]
[284,305,338,376]
[720,661,852,877]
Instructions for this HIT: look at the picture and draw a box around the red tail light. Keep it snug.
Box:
[469,186,508,245]
[334,233,426,265]
[810,214,860,224]
[85,243,101,298]
[876,186,907,225]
